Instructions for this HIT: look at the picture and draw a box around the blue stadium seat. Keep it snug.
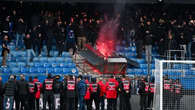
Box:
[46,68,54,73]
[1,68,10,74]
[9,62,17,68]
[33,57,39,62]
[55,57,65,62]
[16,57,26,62]
[67,63,75,68]
[11,67,21,74]
[17,62,26,67]
[43,63,52,68]
[47,57,56,62]
[37,68,46,73]
[29,67,38,73]
[39,57,48,62]
[52,63,59,68]
[65,58,73,63]
[53,51,59,57]
[0,57,2,61]
[59,63,68,68]
[21,68,29,73]
[54,68,63,74]
[33,62,43,67]
[62,52,71,57]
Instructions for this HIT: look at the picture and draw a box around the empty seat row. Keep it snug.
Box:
[33,57,73,63]
[1,67,78,74]
[8,62,76,68]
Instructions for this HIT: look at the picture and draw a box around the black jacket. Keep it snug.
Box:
[138,81,146,94]
[16,22,26,34]
[0,80,3,96]
[24,37,33,49]
[17,79,29,95]
[53,79,62,94]
[119,80,131,97]
[3,79,17,96]
[66,79,77,98]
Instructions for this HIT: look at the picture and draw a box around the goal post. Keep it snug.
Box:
[154,59,195,110]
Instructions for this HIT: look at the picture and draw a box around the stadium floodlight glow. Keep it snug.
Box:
[157,0,163,3]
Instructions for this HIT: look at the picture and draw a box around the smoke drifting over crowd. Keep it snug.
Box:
[96,0,126,58]
[96,17,120,58]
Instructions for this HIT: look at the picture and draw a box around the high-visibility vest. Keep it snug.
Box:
[174,83,182,94]
[29,82,35,93]
[122,80,130,93]
[67,80,76,91]
[164,79,171,90]
[45,79,53,90]
[91,83,98,93]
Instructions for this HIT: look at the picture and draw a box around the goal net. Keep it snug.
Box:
[154,60,195,110]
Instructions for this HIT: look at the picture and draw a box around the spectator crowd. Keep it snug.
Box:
[1,2,195,67]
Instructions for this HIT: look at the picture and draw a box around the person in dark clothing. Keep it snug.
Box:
[0,77,3,110]
[172,79,183,110]
[60,75,67,110]
[43,19,54,57]
[28,76,35,110]
[33,25,43,56]
[77,75,87,110]
[119,75,131,110]
[144,20,154,64]
[56,27,66,56]
[15,18,26,50]
[135,23,144,59]
[76,20,87,50]
[65,75,77,110]
[3,75,17,110]
[90,78,100,110]
[24,32,36,66]
[42,74,54,110]
[66,24,76,55]
[139,77,146,110]
[33,77,42,110]
[17,74,29,110]
[165,29,178,60]
[1,34,10,67]
[53,75,61,110]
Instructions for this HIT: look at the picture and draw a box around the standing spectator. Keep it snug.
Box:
[43,19,54,57]
[66,26,76,55]
[76,20,87,50]
[15,18,26,50]
[135,23,144,59]
[77,75,87,110]
[165,29,178,60]
[17,74,29,110]
[144,20,153,64]
[3,75,17,110]
[56,26,66,57]
[185,21,194,60]
[1,34,10,67]
[33,25,43,56]
[0,77,3,110]
[24,32,36,66]
[2,16,10,35]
